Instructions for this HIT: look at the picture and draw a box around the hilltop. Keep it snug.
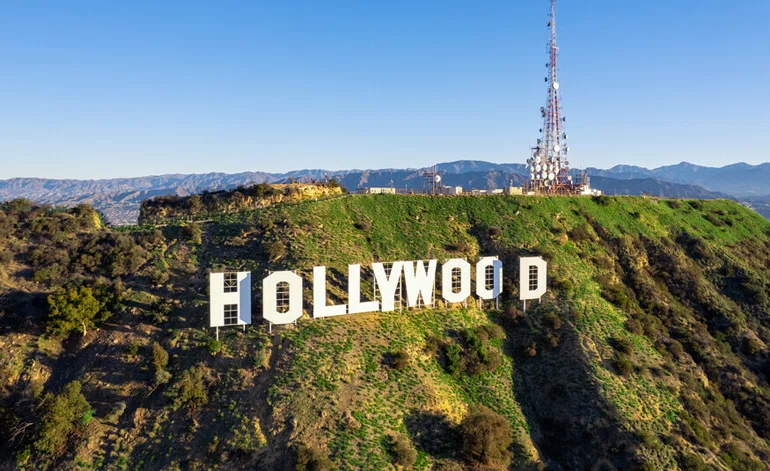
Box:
[1,194,770,470]
[2,160,765,224]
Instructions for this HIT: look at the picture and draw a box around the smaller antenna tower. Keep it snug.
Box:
[422,165,442,196]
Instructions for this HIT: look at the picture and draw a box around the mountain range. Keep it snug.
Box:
[2,160,769,224]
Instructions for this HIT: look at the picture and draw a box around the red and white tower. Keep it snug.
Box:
[527,0,573,193]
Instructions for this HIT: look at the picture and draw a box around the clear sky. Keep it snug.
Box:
[1,0,768,179]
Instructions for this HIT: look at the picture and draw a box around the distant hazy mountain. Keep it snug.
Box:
[586,162,770,197]
[588,177,729,199]
[0,159,766,224]
[435,160,527,175]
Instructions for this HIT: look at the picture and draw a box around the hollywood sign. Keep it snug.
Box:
[209,256,547,328]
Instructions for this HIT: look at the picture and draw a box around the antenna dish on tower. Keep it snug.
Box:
[526,0,579,195]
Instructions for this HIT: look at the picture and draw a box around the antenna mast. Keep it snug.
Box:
[527,0,572,194]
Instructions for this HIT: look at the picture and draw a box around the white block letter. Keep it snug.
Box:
[476,257,503,300]
[519,256,547,300]
[263,271,303,325]
[403,260,438,308]
[209,272,252,327]
[313,266,347,318]
[373,262,404,312]
[442,259,471,304]
[348,264,379,314]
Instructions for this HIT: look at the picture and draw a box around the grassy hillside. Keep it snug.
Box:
[2,194,770,470]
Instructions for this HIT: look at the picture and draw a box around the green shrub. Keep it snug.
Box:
[720,442,764,471]
[295,444,332,471]
[447,241,471,253]
[546,332,560,349]
[424,335,443,356]
[3,198,33,212]
[568,224,596,243]
[152,342,169,371]
[184,223,203,245]
[0,248,12,265]
[444,343,462,376]
[148,298,172,324]
[155,370,172,385]
[354,219,372,231]
[81,408,95,425]
[597,277,632,309]
[743,337,762,355]
[543,312,562,330]
[475,324,505,341]
[34,381,91,455]
[679,453,706,471]
[388,434,417,468]
[638,430,663,451]
[207,339,223,355]
[151,341,169,385]
[14,446,32,466]
[523,342,537,357]
[170,364,212,412]
[47,287,103,337]
[462,328,483,353]
[626,318,643,335]
[150,268,169,286]
[613,353,634,376]
[390,351,410,371]
[506,304,524,324]
[668,340,685,360]
[265,240,287,261]
[460,405,512,466]
[703,213,725,227]
[253,346,267,369]
[612,337,635,355]
[126,341,140,358]
[484,349,502,371]
[553,276,574,293]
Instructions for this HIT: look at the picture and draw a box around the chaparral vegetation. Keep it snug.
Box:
[2,190,770,470]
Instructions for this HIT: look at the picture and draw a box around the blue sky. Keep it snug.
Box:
[1,0,768,179]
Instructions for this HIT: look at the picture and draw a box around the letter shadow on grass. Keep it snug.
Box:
[505,308,640,470]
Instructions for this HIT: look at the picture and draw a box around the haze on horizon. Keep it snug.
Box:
[1,0,768,180]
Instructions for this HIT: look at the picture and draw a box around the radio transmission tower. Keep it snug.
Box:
[527,0,573,194]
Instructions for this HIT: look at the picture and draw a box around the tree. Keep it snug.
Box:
[187,194,203,217]
[47,287,102,337]
[152,342,171,385]
[152,342,169,372]
[34,381,91,455]
[460,405,513,466]
[171,364,212,412]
